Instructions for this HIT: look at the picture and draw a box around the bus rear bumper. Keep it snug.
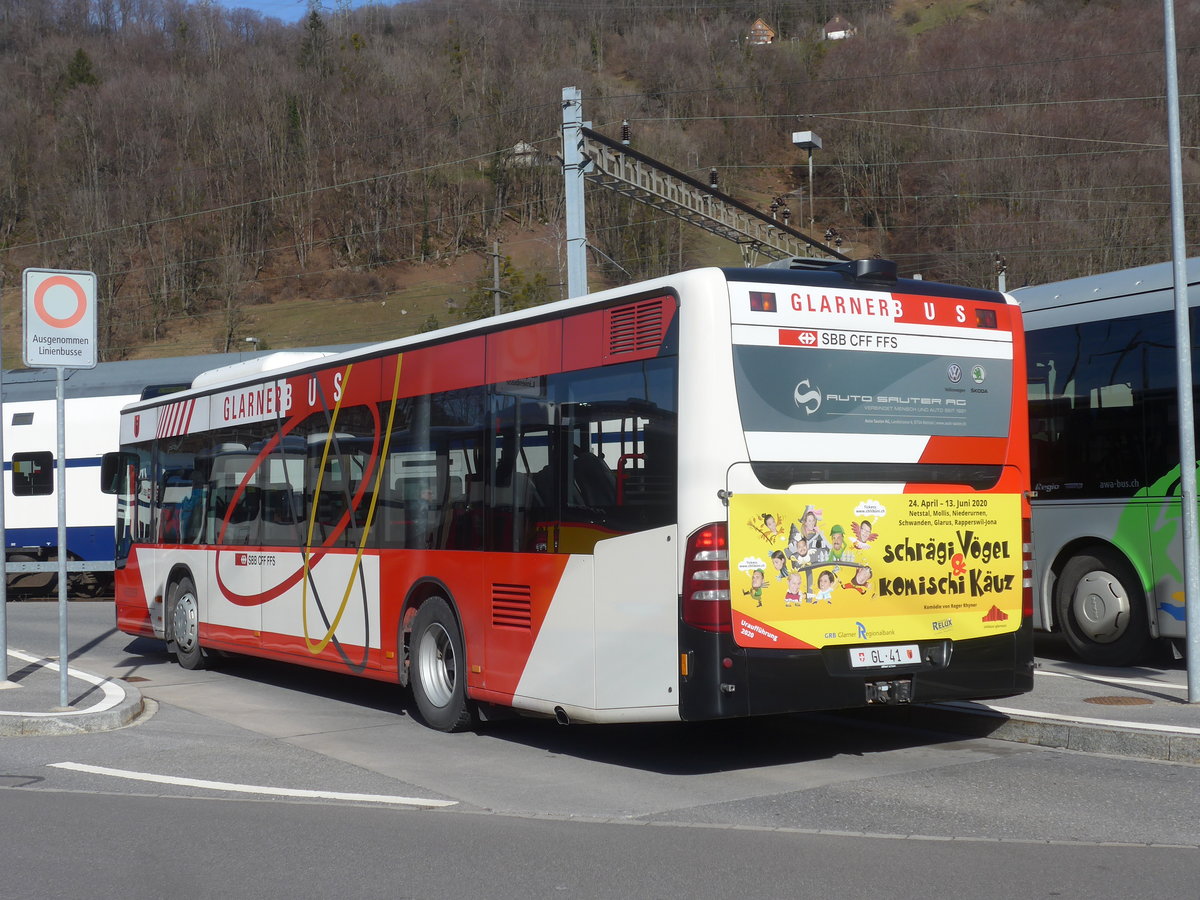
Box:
[678,621,1035,721]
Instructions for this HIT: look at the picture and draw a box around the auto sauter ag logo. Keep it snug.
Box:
[793,379,822,414]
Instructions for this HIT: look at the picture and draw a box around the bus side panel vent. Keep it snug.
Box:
[605,298,666,359]
[492,583,533,630]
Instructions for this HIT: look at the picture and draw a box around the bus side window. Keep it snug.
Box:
[570,444,615,508]
[262,483,301,546]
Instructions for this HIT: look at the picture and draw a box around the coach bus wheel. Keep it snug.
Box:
[1054,549,1152,667]
[410,597,474,732]
[167,576,208,670]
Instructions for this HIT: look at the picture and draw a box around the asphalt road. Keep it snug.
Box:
[3,601,1199,899]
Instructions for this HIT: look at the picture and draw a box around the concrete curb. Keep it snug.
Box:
[896,702,1200,765]
[0,650,145,736]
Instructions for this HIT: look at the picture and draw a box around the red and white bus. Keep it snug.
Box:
[105,260,1033,731]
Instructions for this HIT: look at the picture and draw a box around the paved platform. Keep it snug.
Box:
[903,649,1200,764]
[1,646,144,736]
[3,629,1199,760]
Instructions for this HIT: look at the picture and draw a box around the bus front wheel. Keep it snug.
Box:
[1054,549,1152,667]
[167,576,208,670]
[410,597,474,732]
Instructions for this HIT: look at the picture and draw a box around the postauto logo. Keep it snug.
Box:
[793,379,822,414]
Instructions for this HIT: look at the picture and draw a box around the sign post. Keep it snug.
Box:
[21,268,97,708]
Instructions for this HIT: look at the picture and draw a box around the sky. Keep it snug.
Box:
[210,0,380,24]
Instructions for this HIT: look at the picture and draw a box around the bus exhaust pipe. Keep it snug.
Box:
[554,706,571,726]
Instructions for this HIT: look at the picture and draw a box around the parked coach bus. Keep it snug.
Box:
[104,260,1033,730]
[1017,258,1200,665]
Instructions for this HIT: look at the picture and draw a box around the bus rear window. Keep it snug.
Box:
[732,344,1012,439]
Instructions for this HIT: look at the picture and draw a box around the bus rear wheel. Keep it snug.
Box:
[1054,549,1152,667]
[167,576,208,670]
[410,597,474,732]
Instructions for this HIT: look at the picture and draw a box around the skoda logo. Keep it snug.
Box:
[793,379,822,414]
[948,364,963,384]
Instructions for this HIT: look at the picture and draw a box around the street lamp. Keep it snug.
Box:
[791,130,822,230]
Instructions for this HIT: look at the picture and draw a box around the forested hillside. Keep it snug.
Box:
[0,0,1197,360]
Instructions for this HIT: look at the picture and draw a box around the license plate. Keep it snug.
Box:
[849,643,920,668]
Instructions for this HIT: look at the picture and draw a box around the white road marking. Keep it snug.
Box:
[2,650,126,717]
[50,762,457,808]
[1036,668,1188,691]
[936,701,1200,736]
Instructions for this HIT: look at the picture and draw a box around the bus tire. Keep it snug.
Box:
[410,596,474,732]
[1054,549,1153,666]
[167,575,208,670]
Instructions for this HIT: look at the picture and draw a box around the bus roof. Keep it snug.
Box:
[1,346,360,404]
[190,351,339,390]
[1014,257,1200,319]
[115,261,1009,413]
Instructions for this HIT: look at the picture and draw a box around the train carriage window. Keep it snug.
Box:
[11,451,53,496]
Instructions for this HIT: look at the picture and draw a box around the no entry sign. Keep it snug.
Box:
[23,268,98,369]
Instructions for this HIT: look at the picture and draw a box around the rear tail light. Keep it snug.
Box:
[1021,516,1033,620]
[682,523,731,632]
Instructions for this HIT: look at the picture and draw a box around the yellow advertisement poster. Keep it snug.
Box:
[728,493,1023,650]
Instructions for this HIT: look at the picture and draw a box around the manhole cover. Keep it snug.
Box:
[121,676,150,683]
[1082,695,1153,706]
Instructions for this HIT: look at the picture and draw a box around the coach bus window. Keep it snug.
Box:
[109,448,150,564]
[258,435,306,548]
[207,446,259,545]
[11,451,53,496]
[378,392,485,552]
[157,433,211,544]
[197,423,274,545]
[543,357,678,550]
[1027,314,1161,498]
[376,388,486,552]
[295,407,376,548]
[489,395,553,553]
[431,390,486,551]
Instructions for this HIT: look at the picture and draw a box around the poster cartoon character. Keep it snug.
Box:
[750,513,784,544]
[852,520,878,551]
[843,565,873,594]
[743,568,766,607]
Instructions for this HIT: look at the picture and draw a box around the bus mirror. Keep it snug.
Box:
[101,452,137,495]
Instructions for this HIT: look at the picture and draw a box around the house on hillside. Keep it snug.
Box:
[823,15,857,40]
[505,140,556,167]
[747,18,776,45]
